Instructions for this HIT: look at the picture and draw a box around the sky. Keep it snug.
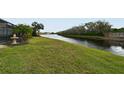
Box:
[4,18,124,32]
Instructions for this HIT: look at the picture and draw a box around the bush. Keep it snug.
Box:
[12,24,33,41]
[82,32,104,36]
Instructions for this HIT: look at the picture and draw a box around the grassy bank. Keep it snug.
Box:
[0,37,124,73]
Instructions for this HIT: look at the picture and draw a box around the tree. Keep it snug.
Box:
[32,22,44,36]
[12,24,33,41]
[84,22,96,32]
[58,20,112,36]
[95,20,112,33]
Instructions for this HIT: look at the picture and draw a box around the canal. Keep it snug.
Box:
[41,34,124,56]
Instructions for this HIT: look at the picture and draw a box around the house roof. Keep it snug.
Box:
[0,18,14,26]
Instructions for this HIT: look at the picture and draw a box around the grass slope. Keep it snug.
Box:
[0,37,124,73]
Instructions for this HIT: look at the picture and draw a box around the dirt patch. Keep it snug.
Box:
[0,45,7,48]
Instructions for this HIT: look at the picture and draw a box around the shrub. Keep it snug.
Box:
[12,24,33,41]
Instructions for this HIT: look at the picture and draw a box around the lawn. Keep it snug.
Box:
[0,37,124,73]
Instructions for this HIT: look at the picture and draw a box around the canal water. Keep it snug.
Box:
[41,34,124,56]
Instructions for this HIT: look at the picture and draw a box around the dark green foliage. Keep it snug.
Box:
[111,28,124,33]
[32,22,44,36]
[81,32,104,36]
[12,24,33,40]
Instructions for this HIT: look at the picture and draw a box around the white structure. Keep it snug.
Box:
[11,34,19,44]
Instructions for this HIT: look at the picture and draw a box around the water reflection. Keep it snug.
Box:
[41,34,124,56]
[110,46,124,56]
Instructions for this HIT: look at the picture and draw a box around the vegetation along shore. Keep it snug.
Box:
[57,20,124,41]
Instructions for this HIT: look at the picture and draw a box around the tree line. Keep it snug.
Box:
[12,22,44,41]
[57,20,124,36]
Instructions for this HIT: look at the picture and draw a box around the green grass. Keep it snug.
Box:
[0,37,124,73]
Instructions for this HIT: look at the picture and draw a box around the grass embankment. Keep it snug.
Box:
[0,37,124,73]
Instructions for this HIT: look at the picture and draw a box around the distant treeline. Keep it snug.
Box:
[57,20,124,36]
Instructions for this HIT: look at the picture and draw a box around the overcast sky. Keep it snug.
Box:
[4,18,124,32]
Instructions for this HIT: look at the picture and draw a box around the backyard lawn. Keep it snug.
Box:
[0,37,124,73]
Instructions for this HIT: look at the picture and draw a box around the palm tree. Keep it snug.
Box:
[32,22,44,36]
